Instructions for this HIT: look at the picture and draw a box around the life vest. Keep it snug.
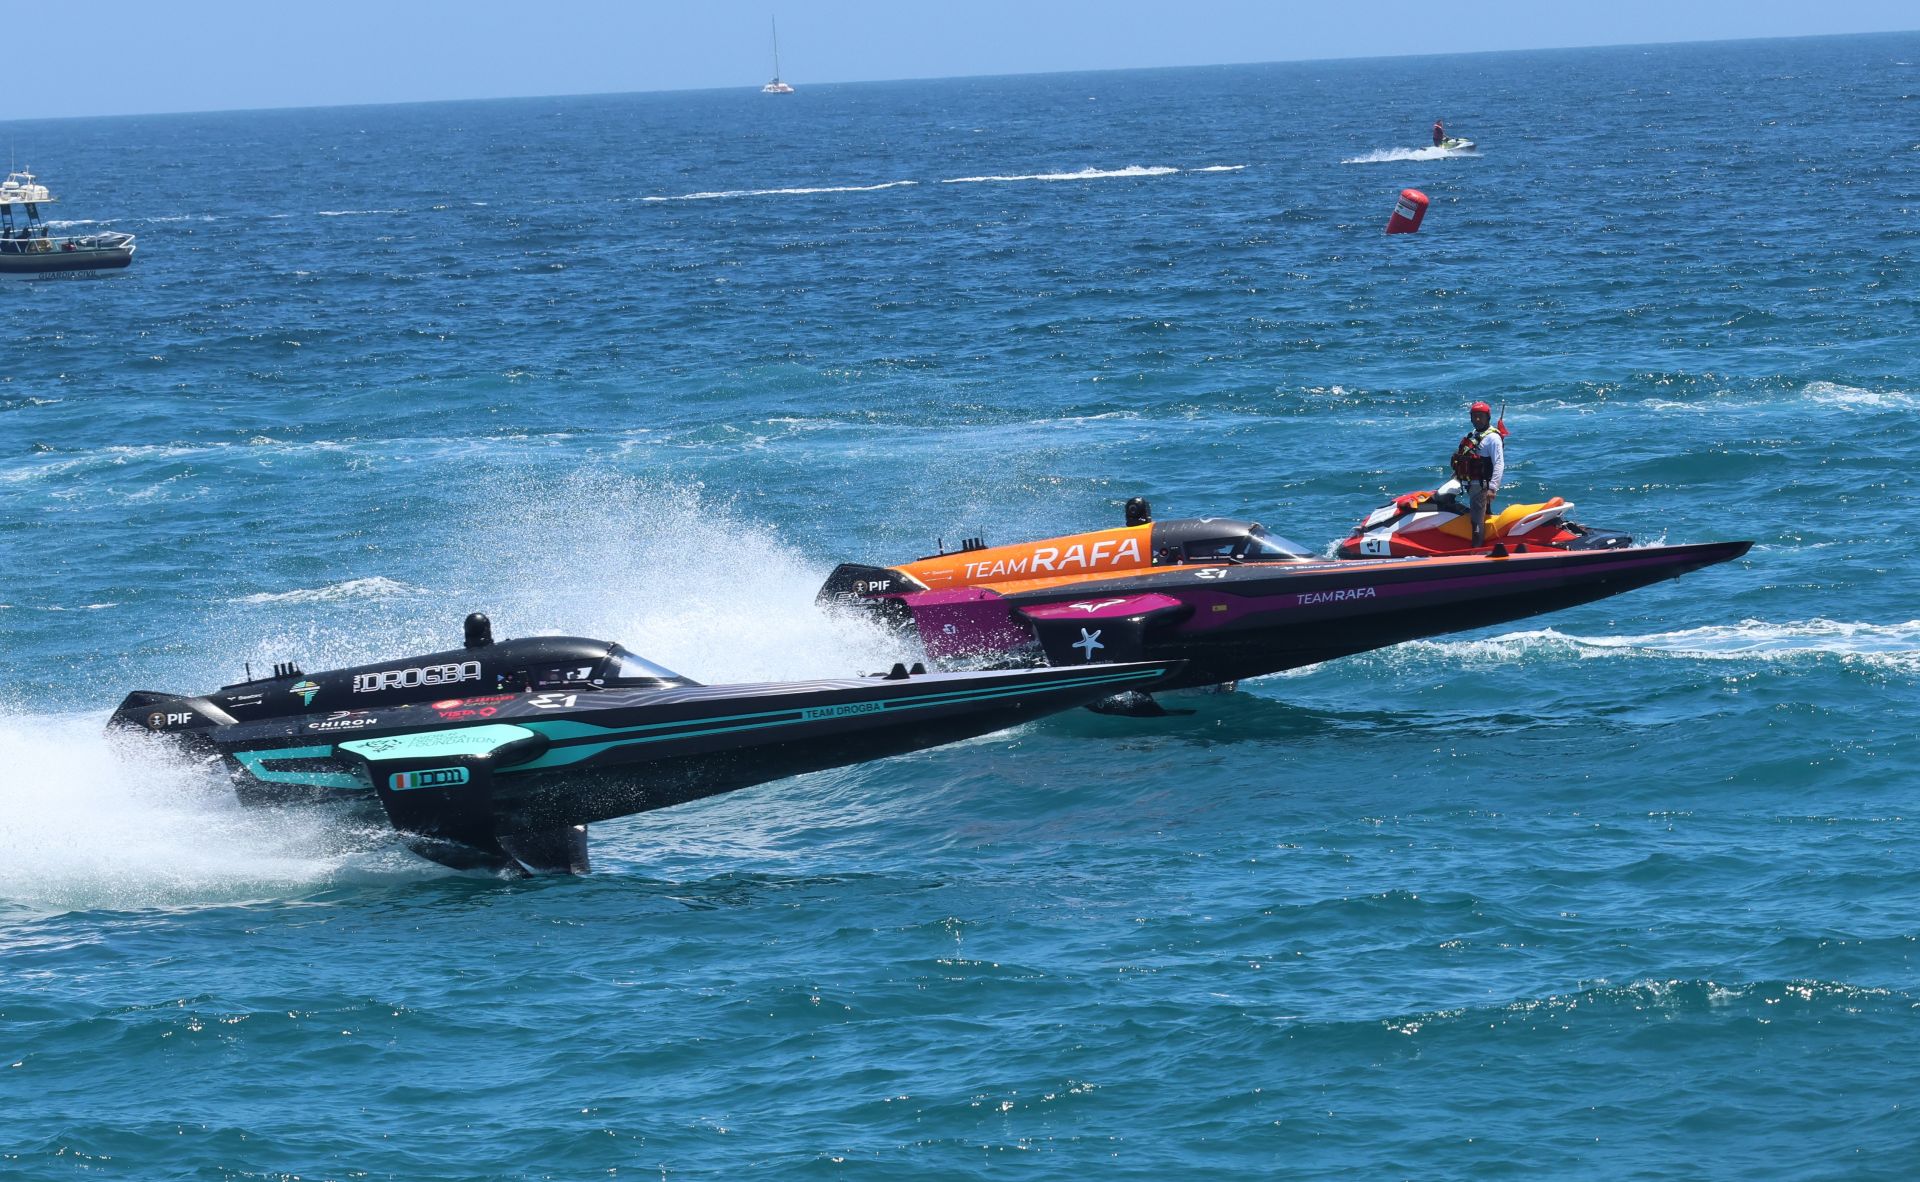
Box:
[1451,430,1496,482]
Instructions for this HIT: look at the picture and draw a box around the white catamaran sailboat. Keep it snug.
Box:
[761,17,794,93]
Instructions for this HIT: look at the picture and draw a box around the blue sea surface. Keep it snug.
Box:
[2,32,1917,1179]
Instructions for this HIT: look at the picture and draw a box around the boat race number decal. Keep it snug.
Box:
[389,768,471,791]
[803,701,885,720]
[528,693,579,710]
[352,660,483,694]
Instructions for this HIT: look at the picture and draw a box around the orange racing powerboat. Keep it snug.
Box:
[819,505,1750,697]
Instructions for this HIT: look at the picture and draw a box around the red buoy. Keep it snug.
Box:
[1386,188,1429,235]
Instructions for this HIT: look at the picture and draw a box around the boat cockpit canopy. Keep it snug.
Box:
[595,645,694,689]
[1154,518,1316,565]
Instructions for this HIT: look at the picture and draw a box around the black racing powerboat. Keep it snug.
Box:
[109,614,1180,874]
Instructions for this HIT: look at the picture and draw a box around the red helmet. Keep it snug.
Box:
[1470,401,1492,414]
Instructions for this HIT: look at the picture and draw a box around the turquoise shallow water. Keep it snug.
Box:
[2,32,1918,1179]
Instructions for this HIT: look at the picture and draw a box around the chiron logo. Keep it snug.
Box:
[388,767,471,791]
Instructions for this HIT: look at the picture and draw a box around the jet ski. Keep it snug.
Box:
[108,613,1182,874]
[818,507,1750,697]
[1439,137,1476,152]
[1336,483,1632,559]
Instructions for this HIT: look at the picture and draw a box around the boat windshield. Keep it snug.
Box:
[599,646,687,686]
[1182,525,1314,564]
[1243,526,1315,561]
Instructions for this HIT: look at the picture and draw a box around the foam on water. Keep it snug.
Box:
[639,164,1240,203]
[1341,146,1475,163]
[641,180,919,202]
[0,714,414,917]
[1375,619,1920,672]
[231,576,424,605]
[1801,380,1917,409]
[941,164,1180,183]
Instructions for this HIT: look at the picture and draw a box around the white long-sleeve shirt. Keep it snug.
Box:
[1477,429,1505,493]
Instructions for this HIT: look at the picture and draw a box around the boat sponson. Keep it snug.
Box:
[981,541,1751,688]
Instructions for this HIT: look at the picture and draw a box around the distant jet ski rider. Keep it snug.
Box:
[1450,401,1506,546]
[1433,119,1445,147]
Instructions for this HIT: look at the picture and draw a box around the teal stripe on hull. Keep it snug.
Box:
[507,666,1162,772]
[232,745,371,791]
[227,666,1163,785]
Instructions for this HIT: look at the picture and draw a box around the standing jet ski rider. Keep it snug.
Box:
[1451,401,1506,546]
[1433,119,1446,147]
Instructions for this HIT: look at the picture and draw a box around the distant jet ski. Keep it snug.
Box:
[108,613,1181,874]
[1336,484,1631,559]
[818,512,1749,696]
[1438,136,1476,152]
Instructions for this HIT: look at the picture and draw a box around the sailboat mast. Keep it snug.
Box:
[771,17,781,79]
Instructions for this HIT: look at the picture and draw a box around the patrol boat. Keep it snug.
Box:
[818,506,1750,699]
[0,169,134,276]
[109,613,1181,874]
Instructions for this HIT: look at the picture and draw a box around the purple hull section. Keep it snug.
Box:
[879,541,1752,690]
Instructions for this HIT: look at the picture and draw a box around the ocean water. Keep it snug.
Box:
[3,31,1918,1178]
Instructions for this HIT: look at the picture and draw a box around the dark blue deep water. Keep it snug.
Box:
[3,32,1918,1179]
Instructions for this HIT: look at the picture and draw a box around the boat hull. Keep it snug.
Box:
[136,661,1179,870]
[0,244,134,276]
[860,542,1753,690]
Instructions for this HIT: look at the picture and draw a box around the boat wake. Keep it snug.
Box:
[641,164,1244,203]
[0,478,911,906]
[1342,146,1474,164]
[641,180,919,203]
[1378,619,1920,673]
[0,712,418,917]
[941,164,1179,183]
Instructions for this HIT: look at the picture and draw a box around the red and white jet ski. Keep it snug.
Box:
[1336,482,1632,559]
